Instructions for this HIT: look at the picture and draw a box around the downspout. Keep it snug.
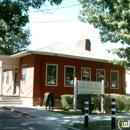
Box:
[41,58,44,106]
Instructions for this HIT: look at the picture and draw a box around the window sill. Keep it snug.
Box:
[64,85,74,87]
[45,84,58,86]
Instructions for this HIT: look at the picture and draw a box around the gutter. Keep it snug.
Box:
[10,50,109,63]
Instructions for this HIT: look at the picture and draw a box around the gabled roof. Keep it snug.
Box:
[11,42,111,62]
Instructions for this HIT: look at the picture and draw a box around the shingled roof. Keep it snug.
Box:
[11,42,111,62]
[35,42,110,62]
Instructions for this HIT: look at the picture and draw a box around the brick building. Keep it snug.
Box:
[0,40,126,106]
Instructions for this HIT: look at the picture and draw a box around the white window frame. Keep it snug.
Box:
[96,69,105,81]
[64,65,75,87]
[110,70,119,89]
[81,67,91,81]
[21,64,27,84]
[46,63,58,86]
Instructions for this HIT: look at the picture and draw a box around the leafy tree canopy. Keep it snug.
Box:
[78,0,130,70]
[0,0,62,55]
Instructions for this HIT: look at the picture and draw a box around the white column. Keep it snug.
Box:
[101,80,105,113]
[0,61,3,95]
[73,77,77,113]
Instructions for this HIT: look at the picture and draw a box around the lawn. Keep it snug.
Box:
[52,109,130,130]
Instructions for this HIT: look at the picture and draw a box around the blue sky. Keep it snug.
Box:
[28,0,123,56]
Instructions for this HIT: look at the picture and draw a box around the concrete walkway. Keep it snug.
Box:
[2,106,130,130]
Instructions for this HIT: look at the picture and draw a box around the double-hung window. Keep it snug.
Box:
[81,67,91,81]
[96,69,105,81]
[65,66,75,86]
[111,71,119,88]
[46,64,58,85]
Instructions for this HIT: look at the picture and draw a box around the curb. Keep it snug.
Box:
[62,124,81,130]
[2,106,36,118]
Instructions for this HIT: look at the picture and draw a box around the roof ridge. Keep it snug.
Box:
[35,41,61,51]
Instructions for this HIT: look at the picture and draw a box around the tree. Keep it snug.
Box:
[78,0,130,70]
[0,0,62,55]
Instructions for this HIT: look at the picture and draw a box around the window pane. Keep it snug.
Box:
[65,67,74,86]
[6,70,9,84]
[46,65,57,85]
[22,65,26,84]
[97,70,105,81]
[111,71,118,88]
[82,68,90,81]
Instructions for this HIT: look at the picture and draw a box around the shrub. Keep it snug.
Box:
[61,94,73,110]
[103,94,111,113]
[79,94,130,114]
[79,94,100,114]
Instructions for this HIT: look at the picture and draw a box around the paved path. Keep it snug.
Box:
[1,106,130,130]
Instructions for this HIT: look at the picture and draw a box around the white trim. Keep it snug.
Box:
[45,63,58,86]
[64,65,75,87]
[11,50,109,63]
[96,69,105,81]
[110,70,119,89]
[0,61,2,94]
[81,67,91,81]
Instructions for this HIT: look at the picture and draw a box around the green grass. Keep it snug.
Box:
[70,120,130,130]
[51,109,130,130]
[70,121,111,130]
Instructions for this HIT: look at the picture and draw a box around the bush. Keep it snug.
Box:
[61,94,73,110]
[79,94,101,114]
[103,94,111,113]
[79,94,130,114]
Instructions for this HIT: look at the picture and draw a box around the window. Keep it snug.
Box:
[65,66,75,86]
[96,69,105,81]
[81,67,91,81]
[46,64,58,85]
[22,64,27,84]
[6,70,9,84]
[111,71,119,88]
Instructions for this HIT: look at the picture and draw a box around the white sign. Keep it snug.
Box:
[77,81,102,94]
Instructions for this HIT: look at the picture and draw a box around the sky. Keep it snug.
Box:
[28,0,123,55]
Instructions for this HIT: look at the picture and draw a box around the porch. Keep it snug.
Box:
[0,55,19,96]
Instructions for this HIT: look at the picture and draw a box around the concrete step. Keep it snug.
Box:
[0,95,22,105]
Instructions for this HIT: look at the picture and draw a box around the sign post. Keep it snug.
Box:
[73,77,77,113]
[101,80,104,114]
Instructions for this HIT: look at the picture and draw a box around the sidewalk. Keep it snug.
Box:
[2,105,130,130]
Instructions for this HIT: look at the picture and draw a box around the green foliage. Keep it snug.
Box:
[0,0,63,55]
[78,0,130,69]
[79,94,101,114]
[61,94,73,109]
[103,94,111,113]
[79,94,130,114]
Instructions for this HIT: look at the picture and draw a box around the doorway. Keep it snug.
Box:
[13,70,17,94]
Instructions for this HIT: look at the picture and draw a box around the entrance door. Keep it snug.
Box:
[13,71,17,94]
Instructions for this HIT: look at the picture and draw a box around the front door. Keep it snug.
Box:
[13,71,17,94]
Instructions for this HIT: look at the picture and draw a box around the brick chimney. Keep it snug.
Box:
[76,39,91,51]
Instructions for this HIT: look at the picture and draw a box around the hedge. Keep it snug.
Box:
[79,94,130,113]
[61,94,130,113]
